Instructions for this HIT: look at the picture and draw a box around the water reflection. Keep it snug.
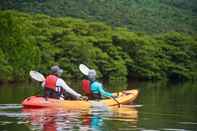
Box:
[22,108,83,130]
[81,114,103,130]
[22,106,138,131]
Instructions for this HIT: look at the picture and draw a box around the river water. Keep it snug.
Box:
[0,81,196,131]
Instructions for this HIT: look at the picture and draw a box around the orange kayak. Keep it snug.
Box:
[22,89,138,109]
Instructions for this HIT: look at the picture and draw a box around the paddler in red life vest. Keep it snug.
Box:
[42,65,82,100]
[82,69,116,100]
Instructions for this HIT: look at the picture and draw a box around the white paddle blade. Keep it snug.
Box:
[29,70,45,82]
[79,64,90,76]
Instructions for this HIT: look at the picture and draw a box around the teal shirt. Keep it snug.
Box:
[90,81,112,98]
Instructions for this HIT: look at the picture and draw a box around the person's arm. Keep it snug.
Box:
[97,83,113,98]
[56,78,82,99]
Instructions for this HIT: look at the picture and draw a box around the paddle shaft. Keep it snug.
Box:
[111,96,120,108]
[33,86,43,96]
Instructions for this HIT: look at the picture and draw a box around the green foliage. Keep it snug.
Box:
[157,32,197,80]
[112,29,197,80]
[1,0,197,34]
[0,10,196,82]
[0,49,12,82]
[112,30,163,80]
[0,11,40,81]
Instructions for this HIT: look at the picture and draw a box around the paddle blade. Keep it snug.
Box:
[79,64,90,76]
[29,71,45,82]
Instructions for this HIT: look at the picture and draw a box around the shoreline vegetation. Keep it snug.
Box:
[0,10,196,83]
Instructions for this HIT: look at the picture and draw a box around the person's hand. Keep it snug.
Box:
[111,94,118,98]
[122,90,130,95]
[122,90,127,94]
[79,96,88,101]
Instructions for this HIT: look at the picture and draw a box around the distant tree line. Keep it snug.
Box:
[0,0,197,34]
[0,11,196,82]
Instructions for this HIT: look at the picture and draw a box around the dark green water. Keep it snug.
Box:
[0,81,197,131]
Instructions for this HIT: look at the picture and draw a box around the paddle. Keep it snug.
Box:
[79,64,121,107]
[29,71,46,96]
[29,70,45,82]
[79,64,90,76]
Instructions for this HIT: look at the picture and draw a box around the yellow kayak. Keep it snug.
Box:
[22,89,139,109]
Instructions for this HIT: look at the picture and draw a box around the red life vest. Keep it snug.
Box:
[45,75,58,91]
[82,79,92,95]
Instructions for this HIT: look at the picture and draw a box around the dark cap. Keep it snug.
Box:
[51,65,63,74]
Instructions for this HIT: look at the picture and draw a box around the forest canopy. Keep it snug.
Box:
[0,0,197,34]
[0,11,196,82]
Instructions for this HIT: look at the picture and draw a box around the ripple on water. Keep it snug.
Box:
[0,112,26,118]
[162,128,190,131]
[0,104,22,109]
[137,128,160,131]
[0,104,25,118]
[0,121,13,125]
[0,104,26,127]
[179,122,197,125]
